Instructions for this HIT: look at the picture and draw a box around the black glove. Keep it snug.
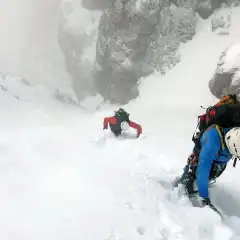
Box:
[193,197,223,218]
[201,197,211,206]
[201,198,223,218]
[192,197,211,207]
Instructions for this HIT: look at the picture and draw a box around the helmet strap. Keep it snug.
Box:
[233,157,239,167]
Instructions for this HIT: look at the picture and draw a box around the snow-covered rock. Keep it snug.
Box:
[81,0,111,10]
[94,0,197,104]
[209,43,240,98]
[211,10,232,35]
[58,0,101,101]
[196,0,218,19]
[55,0,240,104]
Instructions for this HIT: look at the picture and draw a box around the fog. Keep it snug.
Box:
[0,0,70,90]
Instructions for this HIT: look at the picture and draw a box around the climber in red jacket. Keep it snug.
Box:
[103,108,142,137]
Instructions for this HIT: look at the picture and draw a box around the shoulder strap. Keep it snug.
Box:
[215,125,226,151]
[233,157,238,168]
[216,125,240,167]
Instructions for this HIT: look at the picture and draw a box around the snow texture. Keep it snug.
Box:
[0,2,240,240]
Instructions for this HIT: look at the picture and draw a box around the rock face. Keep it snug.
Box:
[197,1,214,18]
[211,10,231,34]
[170,0,219,18]
[58,0,102,101]
[190,0,239,19]
[94,0,197,103]
[58,0,240,104]
[81,0,111,10]
[209,44,240,98]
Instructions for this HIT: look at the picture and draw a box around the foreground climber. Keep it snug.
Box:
[174,94,240,208]
[103,108,142,138]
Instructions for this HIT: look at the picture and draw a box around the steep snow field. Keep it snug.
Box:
[1,4,240,240]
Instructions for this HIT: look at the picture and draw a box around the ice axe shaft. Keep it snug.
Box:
[208,203,224,220]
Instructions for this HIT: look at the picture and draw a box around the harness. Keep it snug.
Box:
[215,125,239,167]
[192,124,239,167]
[215,125,226,151]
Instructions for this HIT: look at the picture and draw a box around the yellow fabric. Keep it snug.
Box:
[216,125,225,150]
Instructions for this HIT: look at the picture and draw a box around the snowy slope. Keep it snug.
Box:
[1,5,240,240]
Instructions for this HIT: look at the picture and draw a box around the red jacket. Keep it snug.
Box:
[103,116,142,136]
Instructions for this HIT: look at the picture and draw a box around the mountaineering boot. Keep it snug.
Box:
[183,172,197,196]
[172,163,190,187]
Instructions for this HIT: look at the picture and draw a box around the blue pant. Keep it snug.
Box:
[179,161,226,195]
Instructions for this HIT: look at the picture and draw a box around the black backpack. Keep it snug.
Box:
[198,104,240,132]
[193,103,240,167]
[114,108,130,123]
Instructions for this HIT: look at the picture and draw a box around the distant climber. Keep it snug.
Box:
[103,108,142,138]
